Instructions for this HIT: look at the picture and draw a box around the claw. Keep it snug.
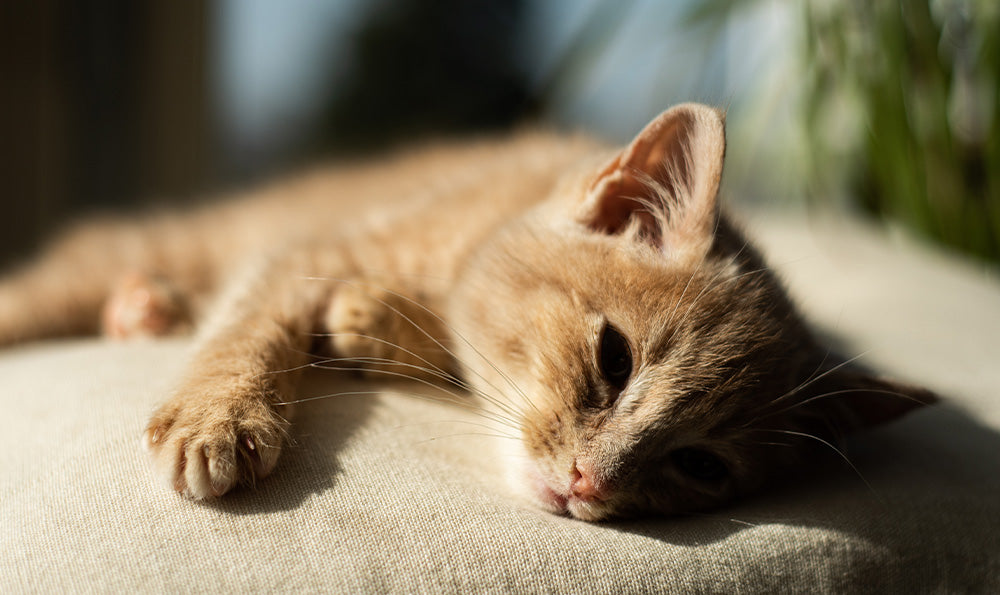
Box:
[173,445,188,493]
[145,401,284,500]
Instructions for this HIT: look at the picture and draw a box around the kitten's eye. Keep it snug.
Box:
[671,448,728,482]
[599,324,632,390]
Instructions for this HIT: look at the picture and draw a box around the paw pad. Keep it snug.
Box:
[102,273,190,339]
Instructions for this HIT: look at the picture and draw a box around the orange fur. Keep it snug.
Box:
[0,104,935,518]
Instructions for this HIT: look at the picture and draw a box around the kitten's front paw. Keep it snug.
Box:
[323,279,454,382]
[143,397,287,499]
[325,280,397,360]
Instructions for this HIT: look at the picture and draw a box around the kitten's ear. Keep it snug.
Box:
[577,103,726,260]
[798,363,939,434]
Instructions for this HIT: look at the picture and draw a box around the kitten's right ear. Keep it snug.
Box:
[577,103,726,261]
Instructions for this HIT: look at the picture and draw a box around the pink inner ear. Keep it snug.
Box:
[589,197,663,245]
[586,166,663,244]
[627,113,693,204]
[579,104,720,255]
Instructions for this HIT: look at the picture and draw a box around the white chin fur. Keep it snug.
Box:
[498,440,568,515]
[565,499,609,522]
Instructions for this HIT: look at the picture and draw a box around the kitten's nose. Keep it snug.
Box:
[570,460,608,502]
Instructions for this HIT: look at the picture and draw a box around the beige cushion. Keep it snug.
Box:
[2,213,999,592]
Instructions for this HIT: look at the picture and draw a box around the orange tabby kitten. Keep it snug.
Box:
[0,104,935,520]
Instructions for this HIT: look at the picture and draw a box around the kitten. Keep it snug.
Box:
[0,103,935,520]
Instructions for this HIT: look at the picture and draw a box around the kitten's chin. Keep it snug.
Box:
[564,498,612,522]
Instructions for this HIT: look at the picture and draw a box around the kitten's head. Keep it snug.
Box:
[450,103,936,521]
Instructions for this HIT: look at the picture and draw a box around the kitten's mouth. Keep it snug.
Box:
[529,472,569,514]
[526,467,611,521]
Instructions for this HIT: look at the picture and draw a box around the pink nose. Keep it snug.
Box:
[570,461,608,502]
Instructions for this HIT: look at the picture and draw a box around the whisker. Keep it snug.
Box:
[771,351,871,408]
[739,351,875,429]
[754,387,929,425]
[276,389,384,406]
[265,325,527,431]
[374,284,537,415]
[302,276,532,416]
[755,428,882,504]
[278,385,521,431]
[310,331,453,377]
[307,354,523,425]
[308,364,523,430]
[261,288,524,423]
[679,510,762,528]
[306,331,524,421]
[413,432,522,445]
[386,419,519,440]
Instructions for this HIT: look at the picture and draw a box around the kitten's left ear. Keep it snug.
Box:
[577,103,726,260]
[799,364,939,434]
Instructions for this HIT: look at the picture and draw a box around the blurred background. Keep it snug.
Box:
[2,0,997,267]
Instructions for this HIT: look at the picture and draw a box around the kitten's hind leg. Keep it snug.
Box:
[0,217,211,346]
[102,272,193,339]
[0,259,106,345]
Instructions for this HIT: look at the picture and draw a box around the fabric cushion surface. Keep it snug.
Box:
[2,212,998,592]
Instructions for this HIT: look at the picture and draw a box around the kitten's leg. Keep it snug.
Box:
[143,248,340,499]
[0,218,209,345]
[0,257,105,345]
[323,279,454,382]
[102,272,192,339]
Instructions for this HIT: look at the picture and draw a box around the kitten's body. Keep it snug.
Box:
[0,132,591,340]
[0,104,933,520]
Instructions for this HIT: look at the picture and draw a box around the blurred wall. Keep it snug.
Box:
[1,0,778,266]
[0,1,213,266]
